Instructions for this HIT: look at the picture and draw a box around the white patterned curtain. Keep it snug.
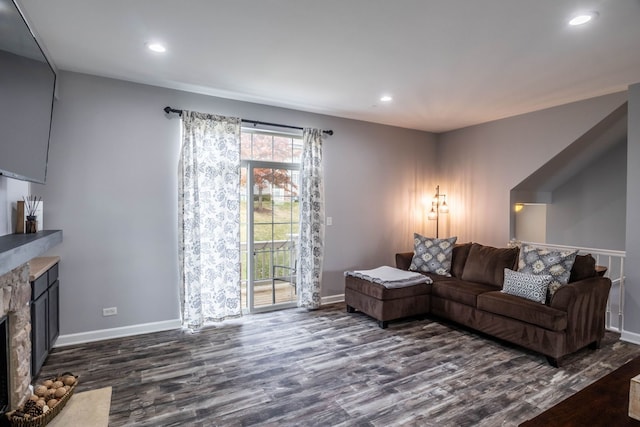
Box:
[179,111,242,328]
[296,128,325,309]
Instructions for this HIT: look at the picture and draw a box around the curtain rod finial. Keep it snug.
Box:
[164,106,182,116]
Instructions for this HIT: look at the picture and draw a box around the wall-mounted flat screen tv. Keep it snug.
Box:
[0,0,56,184]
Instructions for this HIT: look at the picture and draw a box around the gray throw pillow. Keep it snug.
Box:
[502,268,552,304]
[517,244,578,296]
[409,234,457,276]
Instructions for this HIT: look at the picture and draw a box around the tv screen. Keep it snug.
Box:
[0,0,56,184]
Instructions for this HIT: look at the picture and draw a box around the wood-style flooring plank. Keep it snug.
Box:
[37,304,640,426]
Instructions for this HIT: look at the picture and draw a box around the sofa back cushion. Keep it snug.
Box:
[569,254,596,282]
[395,252,414,271]
[451,242,473,278]
[460,243,519,287]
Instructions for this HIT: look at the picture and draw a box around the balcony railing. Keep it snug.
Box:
[241,239,295,281]
[240,239,296,307]
[520,241,625,332]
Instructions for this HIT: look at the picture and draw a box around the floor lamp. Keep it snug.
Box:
[427,185,449,238]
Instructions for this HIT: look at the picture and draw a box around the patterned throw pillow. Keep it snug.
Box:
[409,234,457,276]
[517,244,579,296]
[502,268,552,303]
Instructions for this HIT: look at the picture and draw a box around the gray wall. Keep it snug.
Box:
[625,83,640,339]
[0,176,29,235]
[34,71,437,335]
[546,139,627,250]
[514,204,546,243]
[9,69,637,339]
[437,92,628,247]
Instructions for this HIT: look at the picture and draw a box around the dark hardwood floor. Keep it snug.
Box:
[37,304,640,426]
[521,354,640,426]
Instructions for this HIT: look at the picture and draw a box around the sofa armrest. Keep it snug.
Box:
[395,252,414,270]
[550,276,612,351]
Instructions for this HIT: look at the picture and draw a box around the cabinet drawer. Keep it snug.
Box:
[31,274,48,300]
[48,263,59,285]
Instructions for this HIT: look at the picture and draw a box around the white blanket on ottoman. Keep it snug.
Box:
[345,266,432,288]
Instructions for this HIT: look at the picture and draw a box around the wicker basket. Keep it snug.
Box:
[6,374,78,427]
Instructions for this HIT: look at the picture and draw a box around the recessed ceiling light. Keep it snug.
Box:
[380,95,393,102]
[147,42,167,53]
[569,11,598,26]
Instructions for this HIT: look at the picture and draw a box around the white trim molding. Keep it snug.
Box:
[621,329,640,346]
[56,298,344,347]
[321,294,344,305]
[55,319,182,347]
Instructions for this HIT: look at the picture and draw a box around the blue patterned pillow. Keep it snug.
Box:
[502,268,552,303]
[517,244,578,296]
[409,234,457,276]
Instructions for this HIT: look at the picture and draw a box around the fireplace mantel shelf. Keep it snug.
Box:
[0,231,63,277]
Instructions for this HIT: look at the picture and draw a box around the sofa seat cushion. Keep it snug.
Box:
[477,291,567,331]
[345,276,431,300]
[431,278,498,307]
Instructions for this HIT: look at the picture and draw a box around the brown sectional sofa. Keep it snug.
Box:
[346,242,612,366]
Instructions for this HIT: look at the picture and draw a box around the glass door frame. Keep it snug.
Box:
[243,159,300,314]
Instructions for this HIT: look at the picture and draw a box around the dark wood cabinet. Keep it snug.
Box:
[47,279,59,350]
[31,291,48,377]
[29,257,60,376]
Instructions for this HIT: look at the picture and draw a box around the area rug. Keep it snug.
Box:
[47,386,111,427]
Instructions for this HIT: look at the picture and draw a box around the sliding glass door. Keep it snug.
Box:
[241,161,300,312]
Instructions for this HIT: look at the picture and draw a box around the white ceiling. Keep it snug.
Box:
[16,0,640,132]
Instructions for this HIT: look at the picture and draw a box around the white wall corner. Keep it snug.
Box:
[621,329,640,346]
[54,319,182,347]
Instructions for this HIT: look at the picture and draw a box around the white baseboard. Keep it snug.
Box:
[54,319,182,347]
[321,294,344,305]
[621,329,640,345]
[56,298,344,347]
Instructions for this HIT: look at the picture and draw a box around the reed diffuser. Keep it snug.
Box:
[24,195,42,233]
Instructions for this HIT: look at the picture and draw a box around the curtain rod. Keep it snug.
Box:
[163,106,334,136]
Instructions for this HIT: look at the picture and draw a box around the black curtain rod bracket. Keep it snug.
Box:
[163,106,183,116]
[163,106,333,135]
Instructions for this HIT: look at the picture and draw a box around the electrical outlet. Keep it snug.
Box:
[326,216,333,226]
[102,307,117,317]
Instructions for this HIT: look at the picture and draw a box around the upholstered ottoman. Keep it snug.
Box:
[345,273,431,328]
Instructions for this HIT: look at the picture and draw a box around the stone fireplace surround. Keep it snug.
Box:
[0,264,31,410]
[0,231,62,411]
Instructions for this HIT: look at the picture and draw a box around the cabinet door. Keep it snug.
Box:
[31,292,48,376]
[48,280,60,349]
[31,274,48,300]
